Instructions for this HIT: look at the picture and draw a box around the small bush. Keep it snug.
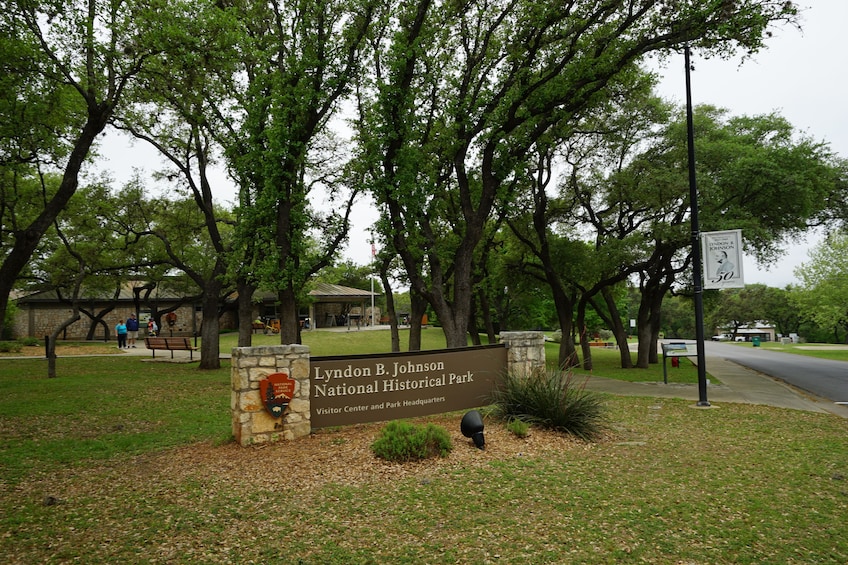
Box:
[490,369,606,441]
[505,418,531,438]
[0,341,23,353]
[19,337,40,347]
[371,420,452,462]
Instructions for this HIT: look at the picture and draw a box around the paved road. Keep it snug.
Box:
[706,341,848,406]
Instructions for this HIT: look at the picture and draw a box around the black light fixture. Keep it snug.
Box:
[460,410,485,449]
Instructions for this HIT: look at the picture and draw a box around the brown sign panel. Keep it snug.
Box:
[310,345,507,428]
[260,371,296,418]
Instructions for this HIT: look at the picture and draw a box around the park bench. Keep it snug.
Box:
[145,337,198,360]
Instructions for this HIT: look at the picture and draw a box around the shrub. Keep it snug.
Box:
[490,369,606,441]
[371,420,452,462]
[19,337,40,347]
[0,341,23,353]
[505,418,531,438]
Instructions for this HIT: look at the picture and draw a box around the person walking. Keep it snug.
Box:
[115,319,128,349]
[126,313,139,348]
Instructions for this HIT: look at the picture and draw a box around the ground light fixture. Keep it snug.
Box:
[460,410,485,449]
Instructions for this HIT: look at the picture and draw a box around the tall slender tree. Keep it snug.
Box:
[215,0,377,345]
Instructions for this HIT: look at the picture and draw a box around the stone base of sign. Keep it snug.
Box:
[499,331,546,376]
[230,332,545,446]
[231,344,311,446]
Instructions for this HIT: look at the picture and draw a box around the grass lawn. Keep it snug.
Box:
[1,332,847,563]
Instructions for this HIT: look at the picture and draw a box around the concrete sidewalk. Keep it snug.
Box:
[583,354,848,418]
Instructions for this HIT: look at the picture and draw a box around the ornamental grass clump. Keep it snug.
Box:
[490,369,606,441]
[371,420,453,462]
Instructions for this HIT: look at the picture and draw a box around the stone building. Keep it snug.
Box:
[12,283,203,341]
[12,281,381,340]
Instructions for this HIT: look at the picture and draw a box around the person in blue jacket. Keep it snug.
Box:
[125,313,140,348]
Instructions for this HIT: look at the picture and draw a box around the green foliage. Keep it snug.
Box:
[505,418,530,438]
[370,420,452,462]
[490,369,606,441]
[0,341,22,353]
[793,231,848,338]
[1,301,17,340]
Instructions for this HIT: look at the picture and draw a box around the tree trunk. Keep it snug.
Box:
[467,295,481,345]
[278,286,300,345]
[635,286,653,369]
[378,263,401,353]
[237,281,257,348]
[83,307,115,341]
[548,280,578,369]
[198,283,222,370]
[600,288,633,369]
[648,299,662,364]
[407,292,427,352]
[576,302,593,371]
[479,289,497,344]
[47,312,82,378]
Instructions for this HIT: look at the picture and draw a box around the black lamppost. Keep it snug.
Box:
[684,44,710,407]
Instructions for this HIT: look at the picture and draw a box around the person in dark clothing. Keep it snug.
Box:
[126,313,139,348]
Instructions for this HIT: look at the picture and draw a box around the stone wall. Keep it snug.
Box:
[12,304,202,340]
[231,344,311,446]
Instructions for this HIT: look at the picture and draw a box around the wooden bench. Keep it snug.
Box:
[145,337,198,360]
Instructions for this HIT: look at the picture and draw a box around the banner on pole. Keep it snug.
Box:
[702,229,745,289]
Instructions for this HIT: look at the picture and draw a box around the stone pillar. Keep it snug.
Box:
[499,331,546,376]
[231,344,311,446]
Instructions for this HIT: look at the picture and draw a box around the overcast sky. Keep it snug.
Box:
[97,2,844,288]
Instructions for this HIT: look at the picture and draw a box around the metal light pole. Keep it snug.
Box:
[684,44,710,407]
[370,236,376,327]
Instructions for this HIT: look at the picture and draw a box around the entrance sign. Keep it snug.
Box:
[260,371,296,418]
[702,229,744,289]
[310,345,507,428]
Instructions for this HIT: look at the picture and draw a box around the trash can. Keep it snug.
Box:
[752,337,761,347]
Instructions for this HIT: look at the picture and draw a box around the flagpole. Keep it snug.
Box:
[370,237,376,326]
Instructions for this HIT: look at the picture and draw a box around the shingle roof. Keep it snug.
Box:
[308,282,380,299]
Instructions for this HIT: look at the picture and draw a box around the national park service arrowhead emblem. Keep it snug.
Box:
[259,372,296,418]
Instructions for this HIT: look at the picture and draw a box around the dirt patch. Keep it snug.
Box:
[35,415,603,499]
